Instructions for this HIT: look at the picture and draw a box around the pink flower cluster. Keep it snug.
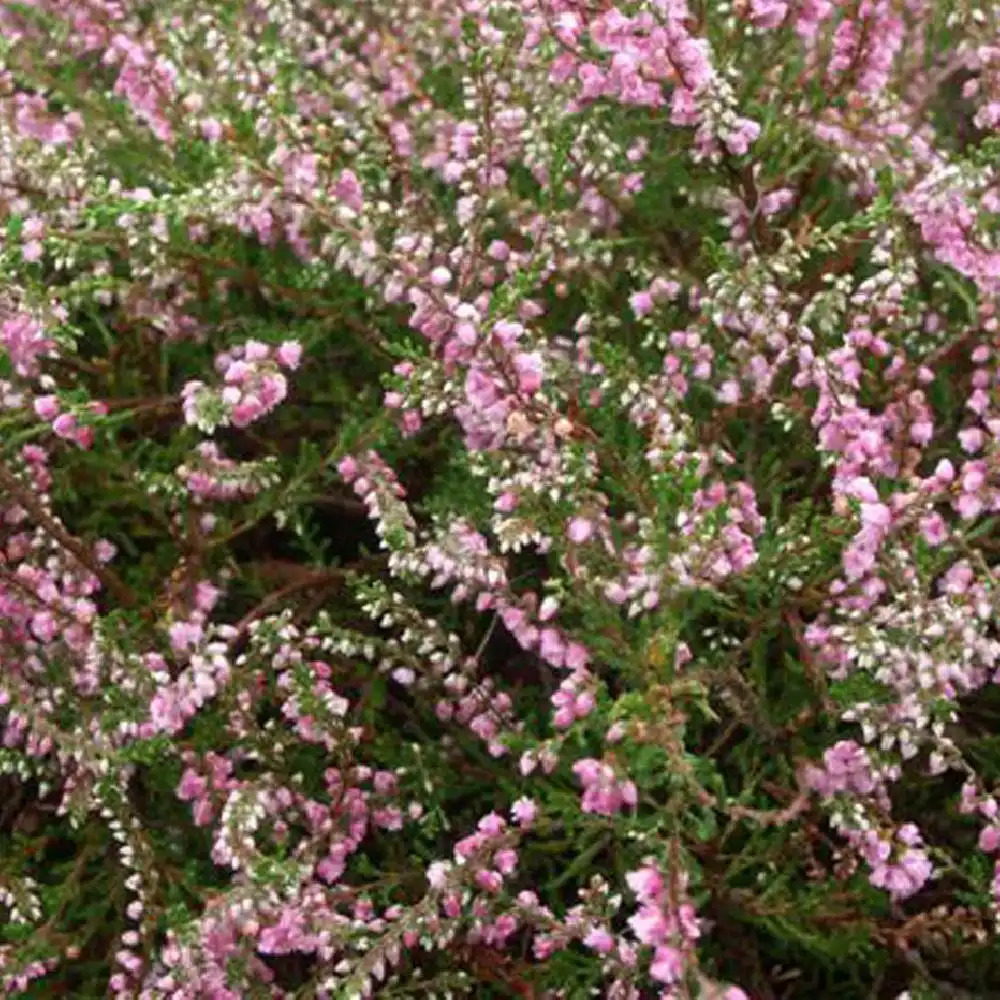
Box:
[11,93,83,146]
[182,340,302,432]
[803,740,880,799]
[573,758,638,817]
[855,825,934,901]
[4,0,1000,995]
[177,443,278,502]
[625,864,721,995]
[105,33,179,142]
[804,743,934,900]
[1,311,54,376]
[149,586,234,736]
[32,395,107,450]
[338,451,417,552]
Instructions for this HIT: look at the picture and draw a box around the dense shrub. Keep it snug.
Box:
[1,0,1000,997]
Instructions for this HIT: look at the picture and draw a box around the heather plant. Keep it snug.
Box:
[2,0,1000,997]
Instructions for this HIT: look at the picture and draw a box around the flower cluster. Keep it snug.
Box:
[1,0,1000,997]
[182,340,302,433]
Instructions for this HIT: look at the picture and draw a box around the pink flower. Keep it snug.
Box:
[980,826,1000,852]
[718,380,741,404]
[94,539,117,563]
[511,797,538,826]
[478,811,506,835]
[177,768,207,801]
[475,869,503,893]
[649,944,685,984]
[201,117,222,141]
[168,620,202,654]
[934,458,955,483]
[625,865,665,903]
[334,169,364,212]
[514,352,543,394]
[919,513,948,546]
[34,395,60,420]
[760,186,795,216]
[629,290,654,317]
[488,240,510,260]
[539,628,566,667]
[860,502,891,528]
[337,456,359,482]
[748,0,788,28]
[493,848,518,874]
[494,491,518,512]
[724,118,761,156]
[583,927,616,954]
[276,341,303,369]
[565,642,589,670]
[957,492,983,520]
[628,905,668,945]
[52,412,78,439]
